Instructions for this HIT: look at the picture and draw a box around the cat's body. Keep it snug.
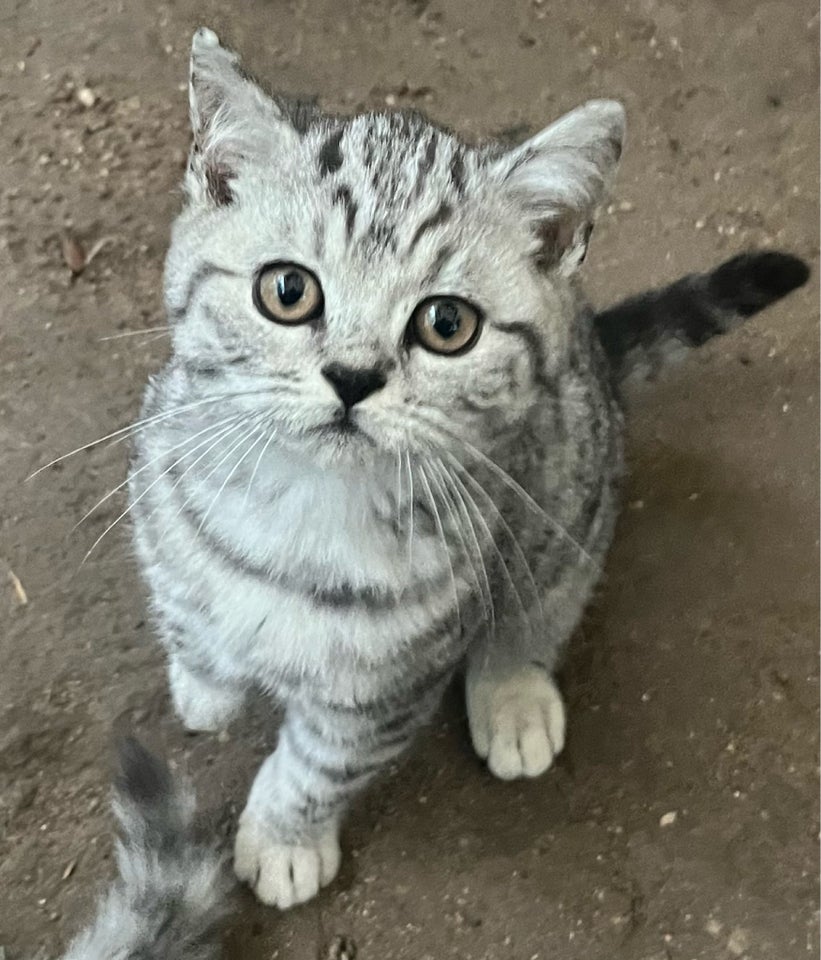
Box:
[125,28,809,910]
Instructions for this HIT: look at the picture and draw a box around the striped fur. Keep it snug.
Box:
[596,250,810,382]
[60,740,227,960]
[127,28,808,911]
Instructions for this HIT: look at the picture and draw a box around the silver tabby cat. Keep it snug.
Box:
[126,27,809,912]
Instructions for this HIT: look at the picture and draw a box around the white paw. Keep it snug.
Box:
[168,658,244,733]
[234,813,341,909]
[466,665,566,780]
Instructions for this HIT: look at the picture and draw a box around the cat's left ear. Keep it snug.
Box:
[186,28,297,206]
[489,100,625,275]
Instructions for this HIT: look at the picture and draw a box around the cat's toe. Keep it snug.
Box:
[234,814,340,909]
[467,665,566,781]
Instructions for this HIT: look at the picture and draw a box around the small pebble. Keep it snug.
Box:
[77,86,96,108]
[705,918,723,936]
[727,926,751,956]
[659,811,677,827]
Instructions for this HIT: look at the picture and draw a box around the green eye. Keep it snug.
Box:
[410,296,482,355]
[254,262,324,323]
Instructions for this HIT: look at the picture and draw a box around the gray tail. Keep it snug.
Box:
[594,251,810,382]
[61,738,228,960]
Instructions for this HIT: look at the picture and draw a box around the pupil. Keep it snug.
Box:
[432,301,460,339]
[277,271,305,306]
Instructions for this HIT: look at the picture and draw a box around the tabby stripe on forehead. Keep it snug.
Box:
[318,128,344,177]
[332,185,357,241]
[167,262,243,320]
[449,148,466,196]
[408,202,453,254]
[413,133,439,198]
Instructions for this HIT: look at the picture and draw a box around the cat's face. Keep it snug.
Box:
[165,29,624,470]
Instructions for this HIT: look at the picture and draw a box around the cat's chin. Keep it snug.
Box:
[304,419,384,470]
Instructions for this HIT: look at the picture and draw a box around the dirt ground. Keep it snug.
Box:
[1,1,818,958]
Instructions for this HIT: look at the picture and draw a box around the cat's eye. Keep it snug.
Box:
[410,296,482,355]
[254,262,324,324]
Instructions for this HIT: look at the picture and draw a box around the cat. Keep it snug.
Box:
[59,739,227,960]
[125,26,809,912]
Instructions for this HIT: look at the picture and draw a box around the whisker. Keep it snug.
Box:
[80,417,252,565]
[147,417,256,539]
[446,462,533,635]
[194,420,270,536]
[73,413,242,530]
[416,460,461,632]
[405,450,415,574]
[446,453,545,623]
[242,423,279,508]
[98,327,171,342]
[428,457,494,629]
[395,452,403,535]
[416,413,596,568]
[28,388,277,480]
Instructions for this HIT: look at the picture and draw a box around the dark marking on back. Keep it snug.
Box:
[318,128,344,177]
[408,202,453,254]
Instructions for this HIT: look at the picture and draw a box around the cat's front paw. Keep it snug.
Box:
[234,813,341,909]
[466,665,566,780]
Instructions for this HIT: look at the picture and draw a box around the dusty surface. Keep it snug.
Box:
[0,1,818,958]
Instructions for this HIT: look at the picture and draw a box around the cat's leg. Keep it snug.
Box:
[234,684,444,908]
[466,656,566,780]
[465,568,596,780]
[167,655,246,733]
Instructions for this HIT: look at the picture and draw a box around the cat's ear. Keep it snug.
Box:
[489,100,625,274]
[186,27,297,206]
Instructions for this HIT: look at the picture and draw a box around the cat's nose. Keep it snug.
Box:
[321,363,387,410]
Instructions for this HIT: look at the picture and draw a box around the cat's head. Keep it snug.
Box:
[165,28,624,470]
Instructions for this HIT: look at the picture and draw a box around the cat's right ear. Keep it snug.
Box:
[186,28,297,206]
[489,100,626,275]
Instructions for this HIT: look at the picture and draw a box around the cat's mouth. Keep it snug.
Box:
[309,413,376,448]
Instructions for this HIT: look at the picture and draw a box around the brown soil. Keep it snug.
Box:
[1,2,818,958]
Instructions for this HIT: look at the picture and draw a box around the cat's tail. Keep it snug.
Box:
[61,738,228,960]
[593,250,810,382]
